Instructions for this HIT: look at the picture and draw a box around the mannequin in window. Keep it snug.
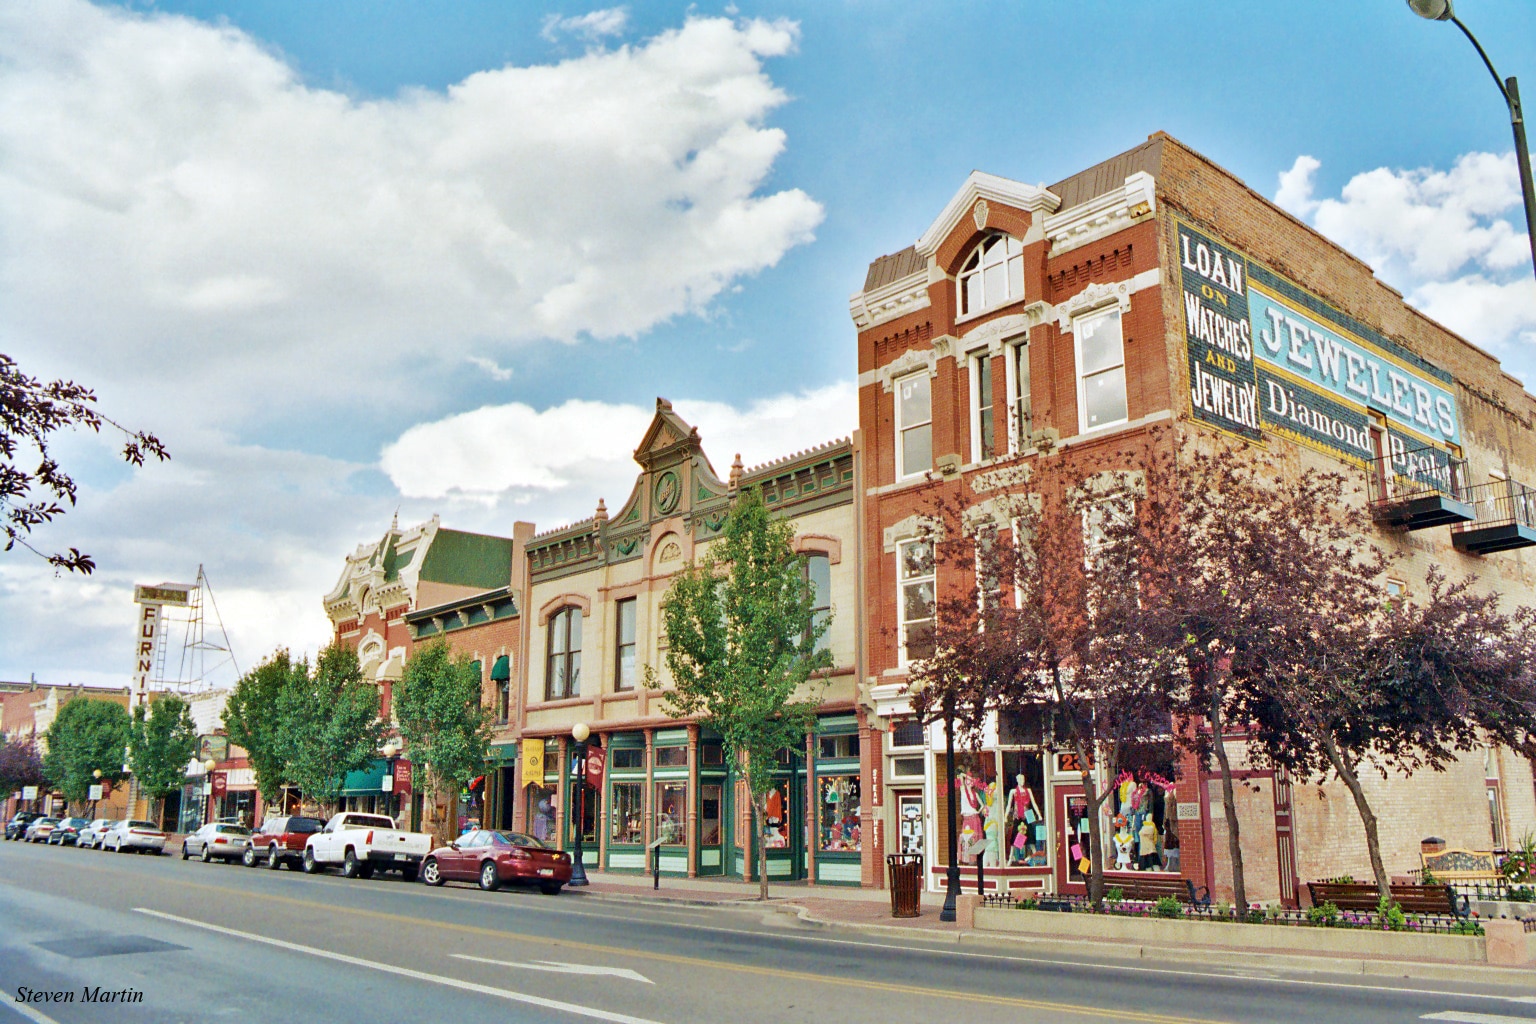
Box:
[955,770,984,863]
[982,779,1002,867]
[1006,773,1040,865]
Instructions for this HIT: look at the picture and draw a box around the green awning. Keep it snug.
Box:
[491,655,511,681]
[488,742,518,765]
[339,759,389,795]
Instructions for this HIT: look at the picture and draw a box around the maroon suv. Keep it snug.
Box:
[245,815,325,869]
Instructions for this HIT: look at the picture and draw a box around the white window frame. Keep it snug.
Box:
[1004,335,1031,454]
[1073,306,1128,435]
[969,353,995,463]
[958,233,1025,317]
[896,538,935,668]
[894,372,933,480]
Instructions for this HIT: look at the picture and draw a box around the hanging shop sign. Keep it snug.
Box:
[1177,220,1461,473]
[522,739,545,784]
[210,772,227,797]
[392,760,412,794]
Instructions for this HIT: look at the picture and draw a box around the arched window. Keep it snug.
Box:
[958,233,1024,316]
[545,607,582,700]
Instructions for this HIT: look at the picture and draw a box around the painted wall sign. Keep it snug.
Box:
[1177,221,1461,469]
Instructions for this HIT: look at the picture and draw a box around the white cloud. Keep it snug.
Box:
[0,1,822,427]
[465,355,514,381]
[380,382,858,517]
[1273,151,1536,383]
[542,8,630,43]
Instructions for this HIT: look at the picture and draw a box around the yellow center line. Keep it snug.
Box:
[2,855,1232,1024]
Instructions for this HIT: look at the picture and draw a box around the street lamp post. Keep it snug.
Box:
[939,697,961,923]
[91,769,102,819]
[569,723,591,887]
[203,758,217,828]
[1408,0,1536,281]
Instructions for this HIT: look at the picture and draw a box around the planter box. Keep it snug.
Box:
[973,906,1488,963]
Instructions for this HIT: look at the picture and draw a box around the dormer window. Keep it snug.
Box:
[959,233,1024,316]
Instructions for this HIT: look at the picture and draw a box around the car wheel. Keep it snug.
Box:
[342,848,361,879]
[479,861,500,892]
[200,842,212,863]
[421,857,443,886]
[180,841,189,860]
[540,883,563,896]
[302,848,320,873]
[267,845,281,870]
[242,846,256,868]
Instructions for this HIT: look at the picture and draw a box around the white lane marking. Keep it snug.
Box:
[762,930,1536,1005]
[1422,1013,1536,1023]
[133,908,667,1024]
[1,991,64,1024]
[453,953,652,984]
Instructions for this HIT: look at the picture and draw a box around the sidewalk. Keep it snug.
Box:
[568,871,1536,986]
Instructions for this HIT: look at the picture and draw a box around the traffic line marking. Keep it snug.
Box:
[132,908,667,1024]
[0,990,63,1024]
[453,953,653,984]
[1422,1014,1536,1023]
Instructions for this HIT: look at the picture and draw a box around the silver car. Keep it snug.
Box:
[23,817,60,843]
[103,819,165,854]
[181,822,252,863]
[76,819,118,849]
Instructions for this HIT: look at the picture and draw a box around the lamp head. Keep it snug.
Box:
[571,722,591,744]
[93,769,102,779]
[203,758,217,772]
[1406,0,1453,21]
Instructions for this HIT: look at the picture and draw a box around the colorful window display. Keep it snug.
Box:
[610,781,644,844]
[528,783,557,843]
[1108,758,1179,872]
[818,774,861,852]
[950,753,997,866]
[763,778,791,848]
[1001,751,1046,867]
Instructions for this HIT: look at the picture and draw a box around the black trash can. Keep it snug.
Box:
[887,852,923,918]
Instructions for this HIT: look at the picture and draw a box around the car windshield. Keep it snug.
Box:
[128,821,158,830]
[289,817,324,833]
[217,825,251,835]
[342,815,394,830]
[38,818,59,825]
[491,831,546,849]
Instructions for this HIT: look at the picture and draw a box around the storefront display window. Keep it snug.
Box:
[654,783,686,845]
[1065,793,1090,882]
[952,752,996,866]
[817,774,860,852]
[1108,753,1179,872]
[655,745,687,768]
[1000,751,1046,867]
[610,782,643,844]
[700,784,722,845]
[818,734,859,759]
[763,778,790,848]
[528,783,557,843]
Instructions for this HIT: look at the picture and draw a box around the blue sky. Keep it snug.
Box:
[2,0,1533,688]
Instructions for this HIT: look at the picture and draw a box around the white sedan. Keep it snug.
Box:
[182,823,252,863]
[76,819,118,850]
[103,820,165,854]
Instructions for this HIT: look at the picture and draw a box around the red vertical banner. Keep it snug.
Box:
[210,772,228,798]
[584,744,604,789]
[393,760,413,794]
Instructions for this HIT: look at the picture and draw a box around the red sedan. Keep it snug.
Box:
[420,829,572,894]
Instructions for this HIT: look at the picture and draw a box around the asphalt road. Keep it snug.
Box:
[1,838,1532,1024]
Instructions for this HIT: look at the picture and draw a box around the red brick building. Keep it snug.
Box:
[854,133,1536,901]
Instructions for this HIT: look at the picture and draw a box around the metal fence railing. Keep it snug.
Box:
[1364,443,1470,513]
[1450,478,1536,535]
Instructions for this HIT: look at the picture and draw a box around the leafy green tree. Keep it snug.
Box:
[42,698,130,807]
[224,649,307,804]
[0,735,47,801]
[660,487,831,900]
[129,693,199,823]
[396,636,493,836]
[278,643,386,812]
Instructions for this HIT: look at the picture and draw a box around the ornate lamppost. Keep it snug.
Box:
[569,722,591,886]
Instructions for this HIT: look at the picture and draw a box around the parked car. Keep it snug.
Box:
[244,814,325,869]
[182,822,252,863]
[420,829,572,894]
[46,817,92,846]
[76,819,117,850]
[303,812,431,880]
[102,819,165,854]
[23,817,60,843]
[5,812,42,841]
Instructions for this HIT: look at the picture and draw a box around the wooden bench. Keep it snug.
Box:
[1306,881,1467,918]
[1103,872,1211,908]
[1422,848,1502,888]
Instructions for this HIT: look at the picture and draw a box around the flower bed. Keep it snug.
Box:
[1004,892,1484,936]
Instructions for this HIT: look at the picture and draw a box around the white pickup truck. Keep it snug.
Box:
[302,812,431,881]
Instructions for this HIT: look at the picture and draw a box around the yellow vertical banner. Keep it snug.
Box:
[521,739,545,784]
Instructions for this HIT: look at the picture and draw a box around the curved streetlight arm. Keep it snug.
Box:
[1450,15,1515,112]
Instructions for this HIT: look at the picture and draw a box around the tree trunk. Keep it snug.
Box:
[1320,732,1390,896]
[1077,746,1106,908]
[1208,688,1248,912]
[752,794,769,901]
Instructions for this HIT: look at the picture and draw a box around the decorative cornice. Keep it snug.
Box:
[1054,268,1161,333]
[1044,171,1156,256]
[955,304,1052,355]
[916,172,1061,258]
[849,267,931,331]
